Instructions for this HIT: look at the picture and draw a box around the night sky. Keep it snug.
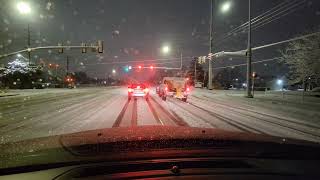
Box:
[0,0,319,78]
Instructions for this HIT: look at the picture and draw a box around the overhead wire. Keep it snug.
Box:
[214,0,306,46]
[213,56,282,70]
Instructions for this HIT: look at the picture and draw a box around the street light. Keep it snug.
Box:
[277,79,283,86]
[162,46,170,54]
[221,1,231,13]
[17,1,31,14]
[112,69,116,74]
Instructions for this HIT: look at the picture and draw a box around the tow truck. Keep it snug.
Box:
[158,77,190,102]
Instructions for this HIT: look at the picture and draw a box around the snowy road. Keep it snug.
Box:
[1,87,320,144]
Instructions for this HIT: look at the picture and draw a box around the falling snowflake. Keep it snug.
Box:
[3,18,10,25]
[0,44,3,49]
[39,14,44,19]
[46,2,53,10]
[7,39,12,44]
[121,18,127,23]
[80,62,84,66]
[48,50,52,54]
[42,38,47,42]
[60,24,65,31]
[66,40,71,44]
[99,9,105,14]
[114,56,118,59]
[201,19,206,25]
[73,10,78,16]
[4,27,9,32]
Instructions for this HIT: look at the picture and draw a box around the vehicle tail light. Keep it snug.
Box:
[128,88,133,92]
[187,87,190,92]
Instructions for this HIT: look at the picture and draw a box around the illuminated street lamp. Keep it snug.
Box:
[17,1,31,14]
[162,46,170,54]
[221,1,231,13]
[112,69,116,74]
[277,79,283,86]
[17,54,22,57]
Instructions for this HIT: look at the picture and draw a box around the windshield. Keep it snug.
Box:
[0,0,320,167]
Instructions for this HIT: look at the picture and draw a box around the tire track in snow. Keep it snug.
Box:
[131,99,138,126]
[112,100,130,127]
[191,95,320,139]
[150,96,189,127]
[187,101,267,134]
[146,98,164,125]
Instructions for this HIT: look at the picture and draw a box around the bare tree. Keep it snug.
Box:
[280,33,320,90]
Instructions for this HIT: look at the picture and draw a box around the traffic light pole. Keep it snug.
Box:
[66,56,69,76]
[27,24,31,65]
[208,0,214,90]
[194,60,197,82]
[246,0,253,98]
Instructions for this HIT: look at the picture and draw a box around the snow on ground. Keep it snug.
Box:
[1,87,320,144]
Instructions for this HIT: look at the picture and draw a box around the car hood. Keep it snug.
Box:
[1,126,320,170]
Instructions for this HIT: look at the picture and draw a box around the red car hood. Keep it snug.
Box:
[1,126,319,169]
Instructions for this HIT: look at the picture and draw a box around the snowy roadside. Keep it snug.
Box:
[190,89,320,125]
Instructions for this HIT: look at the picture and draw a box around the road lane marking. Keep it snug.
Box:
[112,100,130,127]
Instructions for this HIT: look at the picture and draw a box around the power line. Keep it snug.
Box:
[223,0,294,37]
[214,0,306,46]
[213,57,281,70]
[251,0,306,31]
[252,31,320,51]
[216,0,303,43]
[85,57,193,66]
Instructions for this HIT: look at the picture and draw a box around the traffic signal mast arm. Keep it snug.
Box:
[0,41,104,59]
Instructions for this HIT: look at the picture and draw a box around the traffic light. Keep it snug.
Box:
[58,43,63,53]
[124,66,129,72]
[252,72,257,78]
[81,43,87,53]
[97,40,103,53]
[90,43,96,52]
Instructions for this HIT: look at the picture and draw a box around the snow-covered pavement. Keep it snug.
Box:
[0,87,320,144]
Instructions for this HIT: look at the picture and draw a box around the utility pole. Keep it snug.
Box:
[246,0,253,98]
[27,24,31,65]
[208,0,214,90]
[66,56,69,76]
[194,60,197,82]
